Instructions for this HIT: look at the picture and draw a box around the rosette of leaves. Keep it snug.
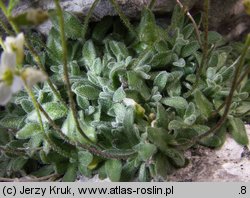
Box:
[0,5,249,182]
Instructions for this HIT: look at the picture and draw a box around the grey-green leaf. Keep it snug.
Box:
[138,163,148,182]
[123,107,139,146]
[105,159,122,182]
[228,117,249,146]
[154,71,168,91]
[78,150,93,167]
[163,148,185,167]
[27,102,67,122]
[173,58,185,67]
[194,90,213,119]
[50,10,83,39]
[82,40,97,67]
[134,143,157,161]
[181,41,199,57]
[62,163,78,182]
[75,85,100,100]
[16,123,41,139]
[147,127,174,152]
[161,96,188,110]
[0,116,25,129]
[113,87,126,102]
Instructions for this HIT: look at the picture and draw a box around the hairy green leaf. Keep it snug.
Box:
[228,117,249,145]
[16,122,41,139]
[105,159,122,182]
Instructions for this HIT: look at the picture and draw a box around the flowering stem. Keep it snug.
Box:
[38,101,134,159]
[148,0,156,9]
[25,85,71,158]
[196,0,210,81]
[54,0,95,145]
[25,42,67,107]
[108,0,137,38]
[82,0,100,41]
[175,0,202,46]
[0,17,13,35]
[0,0,66,108]
[0,37,5,50]
[195,34,250,141]
[0,0,8,16]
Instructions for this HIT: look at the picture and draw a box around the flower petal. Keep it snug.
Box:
[0,83,12,105]
[11,76,24,93]
[22,68,47,88]
[0,52,16,72]
[4,33,24,64]
[4,33,24,52]
[15,33,25,49]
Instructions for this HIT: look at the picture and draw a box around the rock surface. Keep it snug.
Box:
[1,0,249,39]
[168,125,250,182]
[78,126,250,182]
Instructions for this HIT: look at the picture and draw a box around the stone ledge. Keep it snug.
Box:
[168,125,250,182]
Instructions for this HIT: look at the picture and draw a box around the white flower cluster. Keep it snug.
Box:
[0,33,47,105]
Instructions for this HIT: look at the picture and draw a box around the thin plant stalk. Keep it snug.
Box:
[196,0,210,80]
[175,0,202,46]
[0,1,66,107]
[82,0,100,41]
[25,85,71,158]
[38,101,134,159]
[109,0,137,38]
[0,17,13,35]
[148,0,157,9]
[25,42,67,107]
[54,0,96,145]
[195,34,250,141]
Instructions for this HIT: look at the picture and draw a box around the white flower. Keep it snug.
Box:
[22,68,47,88]
[0,52,23,105]
[4,33,25,64]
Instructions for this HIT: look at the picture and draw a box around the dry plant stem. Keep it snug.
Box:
[109,0,137,38]
[195,34,250,141]
[175,0,202,46]
[54,0,96,145]
[82,0,100,41]
[0,173,61,182]
[38,102,134,159]
[26,85,71,158]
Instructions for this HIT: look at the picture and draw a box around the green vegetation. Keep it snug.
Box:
[0,0,249,181]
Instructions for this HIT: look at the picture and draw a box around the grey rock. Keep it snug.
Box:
[168,125,250,182]
[1,0,249,39]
